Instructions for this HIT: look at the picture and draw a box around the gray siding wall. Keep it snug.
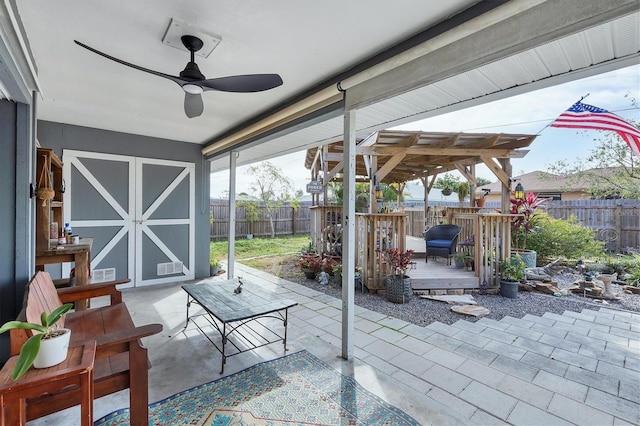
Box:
[37,120,210,281]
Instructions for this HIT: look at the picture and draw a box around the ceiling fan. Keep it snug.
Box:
[74,35,283,118]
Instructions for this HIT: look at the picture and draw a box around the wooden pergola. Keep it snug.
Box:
[306,130,538,212]
[304,130,537,291]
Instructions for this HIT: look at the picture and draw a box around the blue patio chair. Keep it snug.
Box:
[422,225,461,264]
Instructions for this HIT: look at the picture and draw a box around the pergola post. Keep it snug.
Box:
[423,172,429,229]
[469,164,476,208]
[499,158,512,213]
[369,156,378,213]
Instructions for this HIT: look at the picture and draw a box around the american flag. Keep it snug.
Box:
[550,101,640,159]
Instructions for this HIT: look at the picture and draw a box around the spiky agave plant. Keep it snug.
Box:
[0,303,73,380]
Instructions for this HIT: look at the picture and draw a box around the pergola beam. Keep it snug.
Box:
[374,152,406,182]
[481,156,510,187]
[361,147,529,157]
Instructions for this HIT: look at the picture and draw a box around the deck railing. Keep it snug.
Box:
[356,213,407,292]
[310,206,519,290]
[310,206,407,291]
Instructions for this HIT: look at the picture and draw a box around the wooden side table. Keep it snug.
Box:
[0,341,96,426]
[35,238,93,310]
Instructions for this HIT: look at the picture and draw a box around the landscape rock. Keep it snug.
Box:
[451,305,490,317]
[533,282,561,295]
[420,294,477,305]
[623,285,640,295]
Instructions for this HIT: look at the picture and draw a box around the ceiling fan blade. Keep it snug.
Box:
[199,74,283,93]
[74,40,184,86]
[184,92,204,118]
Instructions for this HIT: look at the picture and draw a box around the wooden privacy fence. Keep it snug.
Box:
[210,202,310,239]
[405,200,640,252]
[211,200,640,252]
[542,199,640,252]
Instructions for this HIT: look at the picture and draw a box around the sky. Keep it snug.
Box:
[211,64,639,197]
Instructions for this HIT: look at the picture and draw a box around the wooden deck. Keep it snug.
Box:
[405,236,479,291]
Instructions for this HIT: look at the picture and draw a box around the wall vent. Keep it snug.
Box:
[92,268,116,283]
[157,261,183,276]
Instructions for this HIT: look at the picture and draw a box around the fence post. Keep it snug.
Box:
[615,203,622,253]
[292,207,296,235]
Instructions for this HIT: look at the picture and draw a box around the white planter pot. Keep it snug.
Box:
[33,328,71,369]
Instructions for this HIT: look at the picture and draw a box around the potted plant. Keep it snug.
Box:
[475,188,490,207]
[499,254,525,298]
[300,240,317,256]
[354,266,363,291]
[457,181,470,205]
[452,251,469,268]
[378,247,415,303]
[510,192,545,268]
[0,303,73,380]
[441,185,453,196]
[296,254,322,279]
[210,257,222,276]
[333,263,363,289]
[332,262,343,283]
[320,256,339,275]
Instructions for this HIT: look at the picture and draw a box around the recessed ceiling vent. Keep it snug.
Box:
[162,18,221,58]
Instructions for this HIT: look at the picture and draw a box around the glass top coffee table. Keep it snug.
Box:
[182,278,297,373]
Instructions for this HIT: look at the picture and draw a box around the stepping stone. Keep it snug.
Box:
[420,294,477,305]
[451,305,490,317]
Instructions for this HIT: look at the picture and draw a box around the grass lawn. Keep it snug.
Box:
[210,235,311,263]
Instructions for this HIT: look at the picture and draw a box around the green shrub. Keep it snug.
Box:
[623,254,640,286]
[525,213,605,259]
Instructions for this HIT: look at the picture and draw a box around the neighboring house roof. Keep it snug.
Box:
[479,168,621,195]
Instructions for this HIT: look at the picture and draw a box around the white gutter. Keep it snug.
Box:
[201,0,545,157]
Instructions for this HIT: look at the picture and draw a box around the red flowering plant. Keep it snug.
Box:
[510,192,545,249]
[296,254,322,273]
[320,256,339,275]
[377,247,415,278]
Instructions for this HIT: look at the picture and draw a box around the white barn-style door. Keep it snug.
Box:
[63,150,195,287]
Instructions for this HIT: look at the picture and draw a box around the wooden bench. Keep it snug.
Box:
[8,271,163,426]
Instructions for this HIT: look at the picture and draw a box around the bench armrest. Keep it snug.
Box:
[74,323,163,355]
[97,323,163,346]
[57,279,130,305]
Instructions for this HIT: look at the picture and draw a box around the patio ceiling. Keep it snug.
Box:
[4,0,484,140]
[304,130,538,185]
[1,1,638,175]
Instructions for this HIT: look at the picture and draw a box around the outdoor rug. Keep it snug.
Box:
[95,350,419,425]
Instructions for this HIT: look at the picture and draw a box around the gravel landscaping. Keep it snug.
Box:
[245,256,640,327]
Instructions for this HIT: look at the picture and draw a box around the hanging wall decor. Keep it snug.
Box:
[36,154,55,206]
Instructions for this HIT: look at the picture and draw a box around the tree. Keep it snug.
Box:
[327,179,377,212]
[476,177,493,187]
[248,162,300,238]
[546,96,639,199]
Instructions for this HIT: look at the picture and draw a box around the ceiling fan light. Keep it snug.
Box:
[183,84,203,95]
